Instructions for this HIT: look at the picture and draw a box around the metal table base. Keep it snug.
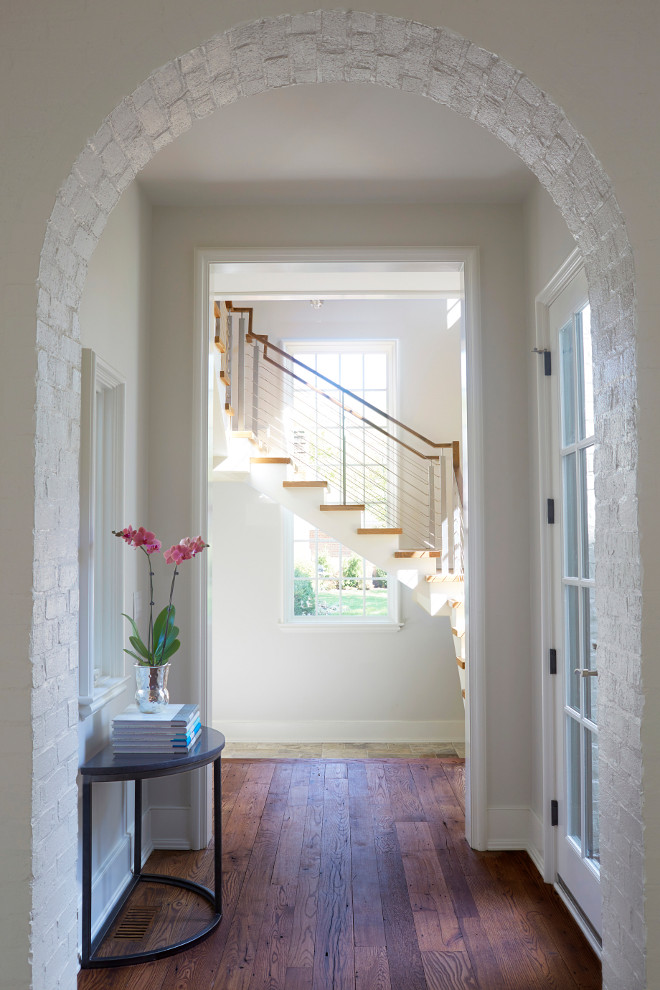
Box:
[80,728,224,969]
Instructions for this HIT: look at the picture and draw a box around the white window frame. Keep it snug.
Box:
[280,338,400,628]
[79,349,129,718]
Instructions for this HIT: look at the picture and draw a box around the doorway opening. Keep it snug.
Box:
[191,248,485,849]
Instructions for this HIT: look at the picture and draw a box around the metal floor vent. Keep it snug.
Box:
[114,906,159,940]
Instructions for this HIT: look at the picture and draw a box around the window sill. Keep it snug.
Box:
[278,621,403,634]
[79,675,132,720]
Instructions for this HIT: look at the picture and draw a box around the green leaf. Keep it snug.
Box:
[129,635,150,660]
[165,625,179,646]
[162,639,180,661]
[121,612,142,643]
[153,606,175,650]
[123,648,146,663]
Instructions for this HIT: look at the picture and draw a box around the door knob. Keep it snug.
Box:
[574,668,599,677]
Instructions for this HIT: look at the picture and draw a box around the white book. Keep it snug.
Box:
[113,703,199,727]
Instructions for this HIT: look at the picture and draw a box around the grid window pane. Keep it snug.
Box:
[316,352,339,383]
[292,516,390,621]
[364,353,387,390]
[585,728,600,866]
[341,353,363,390]
[580,445,595,579]
[578,305,594,440]
[566,715,582,844]
[584,586,598,722]
[565,585,580,712]
[560,321,576,447]
[563,451,579,578]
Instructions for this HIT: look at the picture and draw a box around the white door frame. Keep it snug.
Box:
[535,246,583,880]
[191,245,486,850]
[535,248,601,951]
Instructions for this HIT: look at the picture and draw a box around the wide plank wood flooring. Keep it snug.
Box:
[78,756,601,989]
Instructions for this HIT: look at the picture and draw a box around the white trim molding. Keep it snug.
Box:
[78,348,126,718]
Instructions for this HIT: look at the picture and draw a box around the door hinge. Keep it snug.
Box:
[551,800,559,827]
[532,347,551,376]
[547,498,555,524]
[549,648,557,675]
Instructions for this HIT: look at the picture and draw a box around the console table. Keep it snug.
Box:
[79,726,225,968]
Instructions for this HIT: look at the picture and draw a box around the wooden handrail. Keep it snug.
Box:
[225,301,253,337]
[261,350,445,464]
[246,331,453,451]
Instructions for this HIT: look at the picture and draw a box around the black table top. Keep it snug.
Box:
[80,726,225,782]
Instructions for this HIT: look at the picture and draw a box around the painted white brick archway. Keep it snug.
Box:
[33,11,640,988]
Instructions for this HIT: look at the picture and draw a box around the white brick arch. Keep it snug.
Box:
[34,10,640,988]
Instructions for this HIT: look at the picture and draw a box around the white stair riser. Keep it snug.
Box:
[248,466,433,575]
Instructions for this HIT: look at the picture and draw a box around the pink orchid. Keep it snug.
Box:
[164,543,193,565]
[165,536,209,564]
[133,526,159,549]
[115,525,161,553]
[190,535,208,555]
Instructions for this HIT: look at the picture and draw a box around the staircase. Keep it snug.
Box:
[211,302,466,703]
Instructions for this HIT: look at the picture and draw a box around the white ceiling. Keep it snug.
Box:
[137,83,535,207]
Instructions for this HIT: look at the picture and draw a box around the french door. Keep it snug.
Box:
[549,268,601,938]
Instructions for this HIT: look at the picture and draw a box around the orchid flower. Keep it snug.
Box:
[113,527,209,665]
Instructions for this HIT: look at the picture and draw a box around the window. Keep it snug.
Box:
[79,349,127,716]
[283,341,398,625]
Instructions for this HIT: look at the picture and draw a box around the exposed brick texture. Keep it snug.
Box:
[34,11,639,989]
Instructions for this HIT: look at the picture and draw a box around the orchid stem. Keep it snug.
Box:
[160,566,178,664]
[143,547,155,659]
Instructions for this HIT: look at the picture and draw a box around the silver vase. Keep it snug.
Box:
[134,663,170,713]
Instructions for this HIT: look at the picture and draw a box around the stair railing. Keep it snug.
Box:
[217,304,462,569]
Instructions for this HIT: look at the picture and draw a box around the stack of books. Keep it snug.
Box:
[112,703,201,754]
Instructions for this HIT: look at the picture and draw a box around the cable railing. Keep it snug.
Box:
[216,304,463,570]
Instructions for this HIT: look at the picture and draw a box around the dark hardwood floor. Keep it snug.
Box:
[78,757,601,989]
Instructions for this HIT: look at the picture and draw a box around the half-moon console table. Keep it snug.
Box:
[79,726,225,968]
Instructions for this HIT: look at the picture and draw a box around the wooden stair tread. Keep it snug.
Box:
[214,335,226,353]
[219,371,230,386]
[231,431,256,440]
[394,549,441,558]
[250,457,291,464]
[357,527,403,535]
[426,573,464,582]
[320,503,365,511]
[457,658,466,670]
[283,480,328,488]
[224,403,235,415]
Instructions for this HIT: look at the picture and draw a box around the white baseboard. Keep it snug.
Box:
[487,805,545,878]
[214,718,465,743]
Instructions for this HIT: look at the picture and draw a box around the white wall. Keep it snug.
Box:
[77,182,153,936]
[148,200,531,813]
[3,4,657,986]
[212,297,464,741]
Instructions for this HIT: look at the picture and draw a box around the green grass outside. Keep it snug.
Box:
[316,589,389,616]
